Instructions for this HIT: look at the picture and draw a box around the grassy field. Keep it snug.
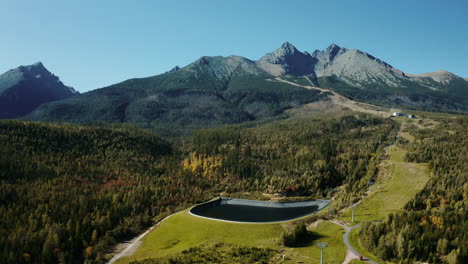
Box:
[117,211,347,264]
[115,116,434,264]
[282,221,347,264]
[340,144,429,224]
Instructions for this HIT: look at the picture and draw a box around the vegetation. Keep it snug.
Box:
[27,60,327,136]
[116,210,281,263]
[188,114,398,209]
[318,75,468,112]
[281,222,310,247]
[127,243,276,264]
[340,145,429,223]
[121,211,347,264]
[359,116,468,263]
[0,114,395,263]
[0,121,214,264]
[348,227,388,264]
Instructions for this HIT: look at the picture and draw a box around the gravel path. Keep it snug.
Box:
[107,212,181,264]
[330,219,380,264]
[273,78,394,117]
[343,224,379,264]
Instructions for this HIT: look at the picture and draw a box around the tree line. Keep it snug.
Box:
[0,114,397,263]
[360,117,468,264]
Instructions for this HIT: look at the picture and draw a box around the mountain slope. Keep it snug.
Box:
[27,56,324,134]
[0,62,78,119]
[257,42,316,76]
[256,42,468,111]
[307,45,468,111]
[26,42,468,129]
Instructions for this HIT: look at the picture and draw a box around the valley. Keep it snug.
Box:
[3,1,468,263]
[106,107,436,264]
[0,43,466,264]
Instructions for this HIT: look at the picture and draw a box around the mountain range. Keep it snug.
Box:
[258,42,468,111]
[0,62,78,119]
[1,42,467,131]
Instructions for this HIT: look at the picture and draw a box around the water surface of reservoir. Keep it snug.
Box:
[190,198,330,223]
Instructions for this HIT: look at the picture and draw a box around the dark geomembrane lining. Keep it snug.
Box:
[190,198,330,223]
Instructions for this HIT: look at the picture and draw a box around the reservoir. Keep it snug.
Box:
[189,198,330,223]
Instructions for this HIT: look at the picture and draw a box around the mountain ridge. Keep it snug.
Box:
[26,55,324,135]
[19,42,468,132]
[0,62,78,119]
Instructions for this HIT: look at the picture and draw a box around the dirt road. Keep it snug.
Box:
[107,212,181,264]
[273,77,394,116]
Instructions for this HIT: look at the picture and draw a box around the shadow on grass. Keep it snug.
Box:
[284,231,326,248]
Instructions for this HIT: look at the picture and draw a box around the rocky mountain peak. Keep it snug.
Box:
[279,42,298,54]
[409,69,462,86]
[259,42,302,64]
[19,61,54,78]
[257,42,315,76]
[325,44,346,61]
[0,62,78,119]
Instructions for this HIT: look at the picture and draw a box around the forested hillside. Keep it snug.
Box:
[0,115,397,263]
[0,121,214,264]
[187,115,398,208]
[360,116,468,263]
[318,75,468,112]
[26,57,325,135]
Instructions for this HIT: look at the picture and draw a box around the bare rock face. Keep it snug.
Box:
[256,42,408,87]
[257,42,316,76]
[311,44,348,74]
[409,70,464,87]
[21,42,468,127]
[0,62,78,119]
[257,42,467,91]
[317,49,408,87]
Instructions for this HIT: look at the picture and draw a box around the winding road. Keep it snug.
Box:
[331,220,379,264]
[343,224,379,264]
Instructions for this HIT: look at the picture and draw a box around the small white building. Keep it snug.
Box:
[392,112,405,117]
[408,114,416,119]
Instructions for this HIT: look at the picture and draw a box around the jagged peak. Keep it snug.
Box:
[326,43,341,50]
[280,41,298,52]
[32,61,44,67]
[259,42,307,64]
[19,62,50,74]
[167,66,180,73]
[322,44,347,61]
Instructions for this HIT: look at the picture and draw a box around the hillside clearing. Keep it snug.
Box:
[340,144,429,223]
[116,210,347,264]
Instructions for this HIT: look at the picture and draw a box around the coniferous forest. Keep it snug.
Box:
[360,117,468,263]
[0,115,398,264]
[3,2,468,263]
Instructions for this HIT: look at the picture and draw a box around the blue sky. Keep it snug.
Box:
[1,0,467,92]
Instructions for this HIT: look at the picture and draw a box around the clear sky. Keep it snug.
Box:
[1,0,467,92]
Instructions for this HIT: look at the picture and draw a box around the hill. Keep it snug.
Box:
[0,62,78,119]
